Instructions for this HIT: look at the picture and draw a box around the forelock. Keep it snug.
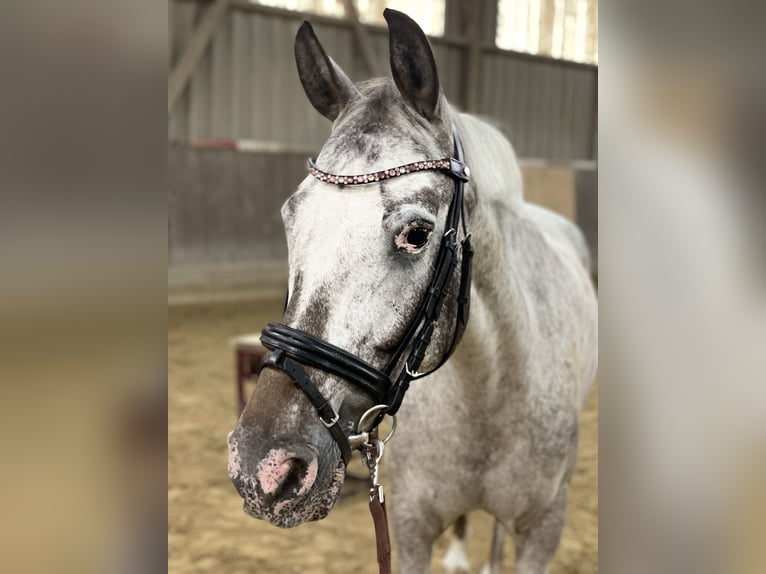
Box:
[316,78,450,172]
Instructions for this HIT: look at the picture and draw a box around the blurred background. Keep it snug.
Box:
[0,0,762,573]
[168,0,598,572]
[1,0,764,572]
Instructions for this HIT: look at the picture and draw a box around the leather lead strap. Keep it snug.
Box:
[369,487,392,574]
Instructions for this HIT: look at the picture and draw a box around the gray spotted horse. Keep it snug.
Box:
[228,9,597,574]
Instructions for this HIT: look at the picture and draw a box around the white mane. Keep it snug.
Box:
[451,109,525,214]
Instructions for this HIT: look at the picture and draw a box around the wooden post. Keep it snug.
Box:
[443,0,465,39]
[444,0,497,112]
[481,0,499,48]
[168,0,231,114]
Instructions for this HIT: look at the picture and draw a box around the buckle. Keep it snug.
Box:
[321,411,340,428]
[448,158,471,182]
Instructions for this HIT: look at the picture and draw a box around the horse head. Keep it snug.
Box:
[228,9,470,527]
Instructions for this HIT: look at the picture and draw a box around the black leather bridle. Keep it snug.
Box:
[260,126,473,465]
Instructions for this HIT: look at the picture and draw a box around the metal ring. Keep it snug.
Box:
[354,404,397,444]
[443,228,456,238]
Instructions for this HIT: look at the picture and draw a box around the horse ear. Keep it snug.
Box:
[383,9,441,121]
[294,21,359,121]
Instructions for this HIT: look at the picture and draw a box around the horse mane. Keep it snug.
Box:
[450,109,525,215]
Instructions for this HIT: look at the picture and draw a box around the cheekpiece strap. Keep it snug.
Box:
[262,350,353,465]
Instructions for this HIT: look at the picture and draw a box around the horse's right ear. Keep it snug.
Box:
[384,9,441,121]
[294,21,359,121]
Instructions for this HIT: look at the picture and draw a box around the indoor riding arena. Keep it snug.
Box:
[169,1,598,572]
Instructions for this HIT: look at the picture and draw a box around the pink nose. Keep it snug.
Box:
[255,448,318,498]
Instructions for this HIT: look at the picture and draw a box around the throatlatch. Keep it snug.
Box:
[259,126,473,465]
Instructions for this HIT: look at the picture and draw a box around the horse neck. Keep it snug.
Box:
[446,120,531,388]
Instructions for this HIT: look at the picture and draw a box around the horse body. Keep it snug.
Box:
[228,10,596,573]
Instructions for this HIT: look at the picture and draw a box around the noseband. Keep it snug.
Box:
[260,126,473,465]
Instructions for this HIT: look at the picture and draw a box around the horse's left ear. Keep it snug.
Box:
[384,9,442,121]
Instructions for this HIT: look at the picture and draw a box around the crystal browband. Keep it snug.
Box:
[308,157,455,186]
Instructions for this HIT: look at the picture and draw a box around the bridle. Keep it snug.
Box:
[259,125,473,465]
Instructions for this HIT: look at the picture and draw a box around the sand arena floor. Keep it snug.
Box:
[169,298,598,573]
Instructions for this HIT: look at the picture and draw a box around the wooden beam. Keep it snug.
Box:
[480,43,597,71]
[340,0,379,77]
[168,0,231,114]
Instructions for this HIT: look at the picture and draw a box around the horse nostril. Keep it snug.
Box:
[273,457,309,500]
[255,449,318,500]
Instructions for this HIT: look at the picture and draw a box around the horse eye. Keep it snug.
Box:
[406,227,431,248]
[395,221,433,253]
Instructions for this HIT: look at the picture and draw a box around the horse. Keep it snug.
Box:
[227,9,597,574]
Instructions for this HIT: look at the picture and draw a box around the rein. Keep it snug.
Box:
[259,126,473,574]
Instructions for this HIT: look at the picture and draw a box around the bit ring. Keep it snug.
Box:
[348,404,397,447]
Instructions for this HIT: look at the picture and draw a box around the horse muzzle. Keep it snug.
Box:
[227,430,345,527]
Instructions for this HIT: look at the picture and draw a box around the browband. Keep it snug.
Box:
[260,126,472,465]
[308,157,470,186]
